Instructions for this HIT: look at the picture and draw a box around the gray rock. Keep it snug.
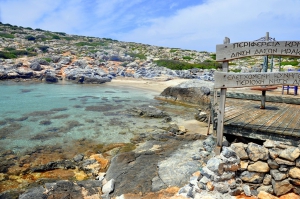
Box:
[231,143,248,160]
[279,146,300,161]
[240,171,264,183]
[242,184,251,196]
[275,157,295,165]
[272,179,293,196]
[73,154,84,162]
[203,135,216,153]
[207,157,224,175]
[19,186,46,199]
[267,159,279,169]
[229,187,243,196]
[102,179,115,195]
[257,185,273,194]
[30,62,42,71]
[246,143,269,161]
[263,174,272,185]
[270,169,288,181]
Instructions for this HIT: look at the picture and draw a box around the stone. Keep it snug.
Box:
[279,193,300,199]
[263,174,272,185]
[257,185,273,194]
[199,176,210,184]
[213,182,229,193]
[290,178,300,186]
[268,159,279,169]
[223,163,239,172]
[248,161,270,173]
[275,157,295,166]
[279,165,289,172]
[240,171,265,183]
[203,135,216,152]
[231,143,248,160]
[272,179,293,196]
[229,187,243,196]
[263,139,276,148]
[102,179,115,195]
[279,147,300,161]
[269,148,280,159]
[247,143,269,161]
[289,167,300,179]
[270,169,288,181]
[213,171,235,182]
[206,181,214,191]
[206,157,224,175]
[240,160,249,171]
[257,191,278,199]
[221,146,237,159]
[30,62,42,71]
[296,157,300,167]
[242,184,251,196]
[73,154,84,162]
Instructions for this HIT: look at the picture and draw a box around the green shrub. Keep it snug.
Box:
[281,61,299,66]
[38,46,49,52]
[0,50,37,59]
[210,53,216,60]
[42,57,52,63]
[25,35,36,41]
[0,33,14,38]
[52,35,60,40]
[127,53,146,60]
[75,41,107,47]
[35,28,45,31]
[154,59,222,70]
[182,56,192,60]
[54,32,66,36]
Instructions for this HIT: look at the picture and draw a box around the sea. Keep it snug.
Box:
[0,80,196,156]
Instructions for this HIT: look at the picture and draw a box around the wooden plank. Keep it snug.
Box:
[216,41,300,61]
[214,72,300,89]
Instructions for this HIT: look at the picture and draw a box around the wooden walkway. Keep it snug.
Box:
[223,98,300,143]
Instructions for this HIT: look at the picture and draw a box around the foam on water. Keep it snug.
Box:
[0,81,194,155]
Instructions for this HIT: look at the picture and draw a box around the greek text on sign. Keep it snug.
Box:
[214,72,300,88]
[216,41,300,61]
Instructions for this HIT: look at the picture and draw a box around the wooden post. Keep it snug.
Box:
[215,37,230,155]
[260,32,269,109]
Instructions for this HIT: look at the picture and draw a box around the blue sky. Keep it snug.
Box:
[1,0,300,52]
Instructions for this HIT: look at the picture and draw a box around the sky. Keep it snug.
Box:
[1,0,300,52]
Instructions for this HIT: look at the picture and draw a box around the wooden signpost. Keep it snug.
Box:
[214,33,300,154]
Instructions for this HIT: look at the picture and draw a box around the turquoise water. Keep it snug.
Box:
[0,81,195,155]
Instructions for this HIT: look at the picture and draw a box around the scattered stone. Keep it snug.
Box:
[240,171,265,183]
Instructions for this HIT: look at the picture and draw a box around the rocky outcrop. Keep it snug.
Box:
[158,79,214,108]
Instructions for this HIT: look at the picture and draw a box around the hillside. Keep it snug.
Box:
[0,22,299,83]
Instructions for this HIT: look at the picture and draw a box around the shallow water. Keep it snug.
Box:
[0,81,196,155]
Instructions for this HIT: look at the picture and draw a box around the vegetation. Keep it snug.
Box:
[0,49,37,59]
[75,41,107,47]
[127,52,146,60]
[0,33,14,38]
[25,35,36,41]
[154,59,222,70]
[38,46,49,53]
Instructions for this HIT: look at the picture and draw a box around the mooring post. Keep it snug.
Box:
[215,37,230,155]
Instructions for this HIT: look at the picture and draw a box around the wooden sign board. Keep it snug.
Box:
[216,41,300,61]
[214,71,300,89]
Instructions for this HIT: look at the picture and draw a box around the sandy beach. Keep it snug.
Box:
[109,77,191,94]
